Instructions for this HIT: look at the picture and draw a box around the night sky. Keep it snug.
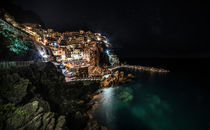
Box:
[7,0,210,58]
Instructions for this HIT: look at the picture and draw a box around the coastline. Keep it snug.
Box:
[84,65,170,129]
[0,61,169,129]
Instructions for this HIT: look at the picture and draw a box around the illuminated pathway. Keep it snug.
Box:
[109,64,169,73]
[65,77,101,82]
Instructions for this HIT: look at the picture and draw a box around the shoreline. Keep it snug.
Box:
[83,65,170,129]
[86,88,107,130]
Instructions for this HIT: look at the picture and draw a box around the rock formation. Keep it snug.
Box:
[100,70,135,88]
[6,100,67,130]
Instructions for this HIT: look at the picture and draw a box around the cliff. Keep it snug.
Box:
[0,62,100,130]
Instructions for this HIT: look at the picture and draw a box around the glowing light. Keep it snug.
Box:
[42,39,48,45]
[105,43,111,48]
[59,65,65,69]
[43,54,48,58]
[71,54,83,59]
[61,55,66,60]
[95,33,101,36]
[44,39,48,44]
[102,74,111,79]
[54,42,58,46]
[104,39,108,43]
[26,26,32,30]
[35,38,39,42]
[39,51,44,56]
[87,38,91,43]
[97,36,101,41]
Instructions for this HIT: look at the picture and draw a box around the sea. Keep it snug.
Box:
[93,58,210,130]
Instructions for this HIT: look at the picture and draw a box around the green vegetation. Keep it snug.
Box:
[0,31,39,61]
[0,103,16,129]
[14,108,27,116]
[9,38,29,54]
[0,30,29,54]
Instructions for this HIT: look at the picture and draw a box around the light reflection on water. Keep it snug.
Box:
[101,88,115,121]
[94,71,210,130]
[99,87,117,129]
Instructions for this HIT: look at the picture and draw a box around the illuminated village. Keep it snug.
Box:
[25,25,121,81]
[1,1,209,130]
[0,8,171,130]
[0,9,168,87]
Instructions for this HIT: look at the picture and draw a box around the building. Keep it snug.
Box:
[52,48,66,61]
[71,48,84,60]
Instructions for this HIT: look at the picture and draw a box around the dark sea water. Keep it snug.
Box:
[93,59,210,130]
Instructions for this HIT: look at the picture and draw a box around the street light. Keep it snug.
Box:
[54,42,58,46]
[97,36,101,41]
[106,50,110,54]
[104,39,108,43]
[39,50,44,56]
[87,38,91,43]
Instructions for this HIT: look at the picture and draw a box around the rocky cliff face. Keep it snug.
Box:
[0,63,100,130]
[6,100,67,130]
[100,70,135,88]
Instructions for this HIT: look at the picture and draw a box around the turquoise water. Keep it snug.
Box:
[94,70,210,130]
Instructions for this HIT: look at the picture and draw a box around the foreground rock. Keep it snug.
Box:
[6,100,67,130]
[0,63,103,129]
